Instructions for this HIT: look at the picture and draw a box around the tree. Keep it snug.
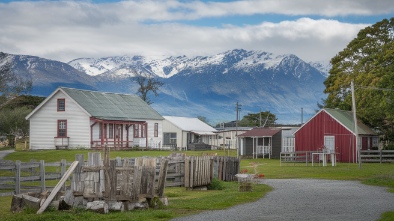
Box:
[0,52,32,108]
[0,95,44,145]
[197,116,209,124]
[323,18,394,143]
[135,76,164,105]
[238,111,277,127]
[0,107,31,147]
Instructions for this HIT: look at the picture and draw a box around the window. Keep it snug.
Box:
[134,124,139,138]
[163,133,177,145]
[154,123,158,137]
[141,124,146,138]
[57,99,65,111]
[108,124,114,139]
[57,120,67,137]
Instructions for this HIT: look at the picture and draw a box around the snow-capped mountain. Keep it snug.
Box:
[69,50,324,80]
[308,60,332,78]
[2,49,328,124]
[0,52,97,95]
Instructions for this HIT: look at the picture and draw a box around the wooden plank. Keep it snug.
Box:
[104,146,111,199]
[184,157,190,188]
[157,159,168,197]
[189,156,194,188]
[37,161,79,214]
[145,158,156,196]
[132,165,142,201]
[40,160,46,192]
[109,160,117,200]
[72,155,84,192]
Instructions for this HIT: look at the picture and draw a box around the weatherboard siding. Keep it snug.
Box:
[29,90,91,149]
[294,110,357,163]
[146,120,163,148]
[162,119,184,149]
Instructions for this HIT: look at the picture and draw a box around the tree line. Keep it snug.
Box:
[322,17,394,147]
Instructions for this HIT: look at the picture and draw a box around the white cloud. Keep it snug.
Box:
[0,0,390,63]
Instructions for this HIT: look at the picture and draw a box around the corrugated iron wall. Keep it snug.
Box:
[295,111,357,163]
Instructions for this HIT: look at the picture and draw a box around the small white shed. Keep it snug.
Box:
[162,116,217,150]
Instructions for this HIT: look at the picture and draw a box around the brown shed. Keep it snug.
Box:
[238,128,282,158]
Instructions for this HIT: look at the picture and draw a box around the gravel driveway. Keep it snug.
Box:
[0,149,14,161]
[171,179,394,221]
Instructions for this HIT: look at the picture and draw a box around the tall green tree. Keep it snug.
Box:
[239,111,277,127]
[323,18,394,141]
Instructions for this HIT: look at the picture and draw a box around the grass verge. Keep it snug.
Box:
[1,149,394,220]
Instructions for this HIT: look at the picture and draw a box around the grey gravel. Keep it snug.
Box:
[0,149,14,161]
[171,179,394,221]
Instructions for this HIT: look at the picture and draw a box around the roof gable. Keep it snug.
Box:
[238,127,281,137]
[294,108,376,135]
[323,108,376,135]
[163,116,217,132]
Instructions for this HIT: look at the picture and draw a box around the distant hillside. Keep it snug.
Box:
[1,49,328,124]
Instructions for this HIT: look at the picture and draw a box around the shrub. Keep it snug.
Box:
[207,178,224,190]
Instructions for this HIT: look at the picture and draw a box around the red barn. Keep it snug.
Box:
[294,108,378,163]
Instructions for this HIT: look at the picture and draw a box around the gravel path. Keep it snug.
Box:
[171,179,394,221]
[0,149,14,161]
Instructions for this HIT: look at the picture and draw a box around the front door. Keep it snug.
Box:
[324,136,335,153]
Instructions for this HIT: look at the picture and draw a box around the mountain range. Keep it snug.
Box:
[1,49,329,125]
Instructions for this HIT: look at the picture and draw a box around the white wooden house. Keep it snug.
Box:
[214,127,252,150]
[162,116,217,150]
[25,87,164,150]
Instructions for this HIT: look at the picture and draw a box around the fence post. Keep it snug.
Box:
[380,150,382,164]
[15,160,21,194]
[61,159,66,176]
[306,152,309,167]
[61,159,67,190]
[40,160,46,192]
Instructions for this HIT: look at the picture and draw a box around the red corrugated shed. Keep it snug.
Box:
[294,108,378,163]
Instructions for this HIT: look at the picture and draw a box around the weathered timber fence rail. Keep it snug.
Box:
[1,153,240,197]
[0,159,71,196]
[280,151,312,166]
[360,150,394,163]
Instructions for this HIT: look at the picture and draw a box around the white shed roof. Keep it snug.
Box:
[163,116,217,134]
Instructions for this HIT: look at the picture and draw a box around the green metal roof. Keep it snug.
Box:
[323,108,376,135]
[61,87,164,121]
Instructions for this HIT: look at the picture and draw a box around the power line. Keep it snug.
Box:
[356,85,394,92]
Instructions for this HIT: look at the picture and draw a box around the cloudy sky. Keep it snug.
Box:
[0,0,393,63]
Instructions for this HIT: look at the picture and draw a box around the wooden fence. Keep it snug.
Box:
[0,153,240,196]
[71,152,168,201]
[280,151,312,166]
[0,159,70,196]
[360,150,394,163]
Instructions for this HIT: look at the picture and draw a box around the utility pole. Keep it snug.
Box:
[259,107,262,127]
[235,102,241,158]
[351,80,361,168]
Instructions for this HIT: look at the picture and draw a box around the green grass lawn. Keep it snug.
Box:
[1,149,394,220]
